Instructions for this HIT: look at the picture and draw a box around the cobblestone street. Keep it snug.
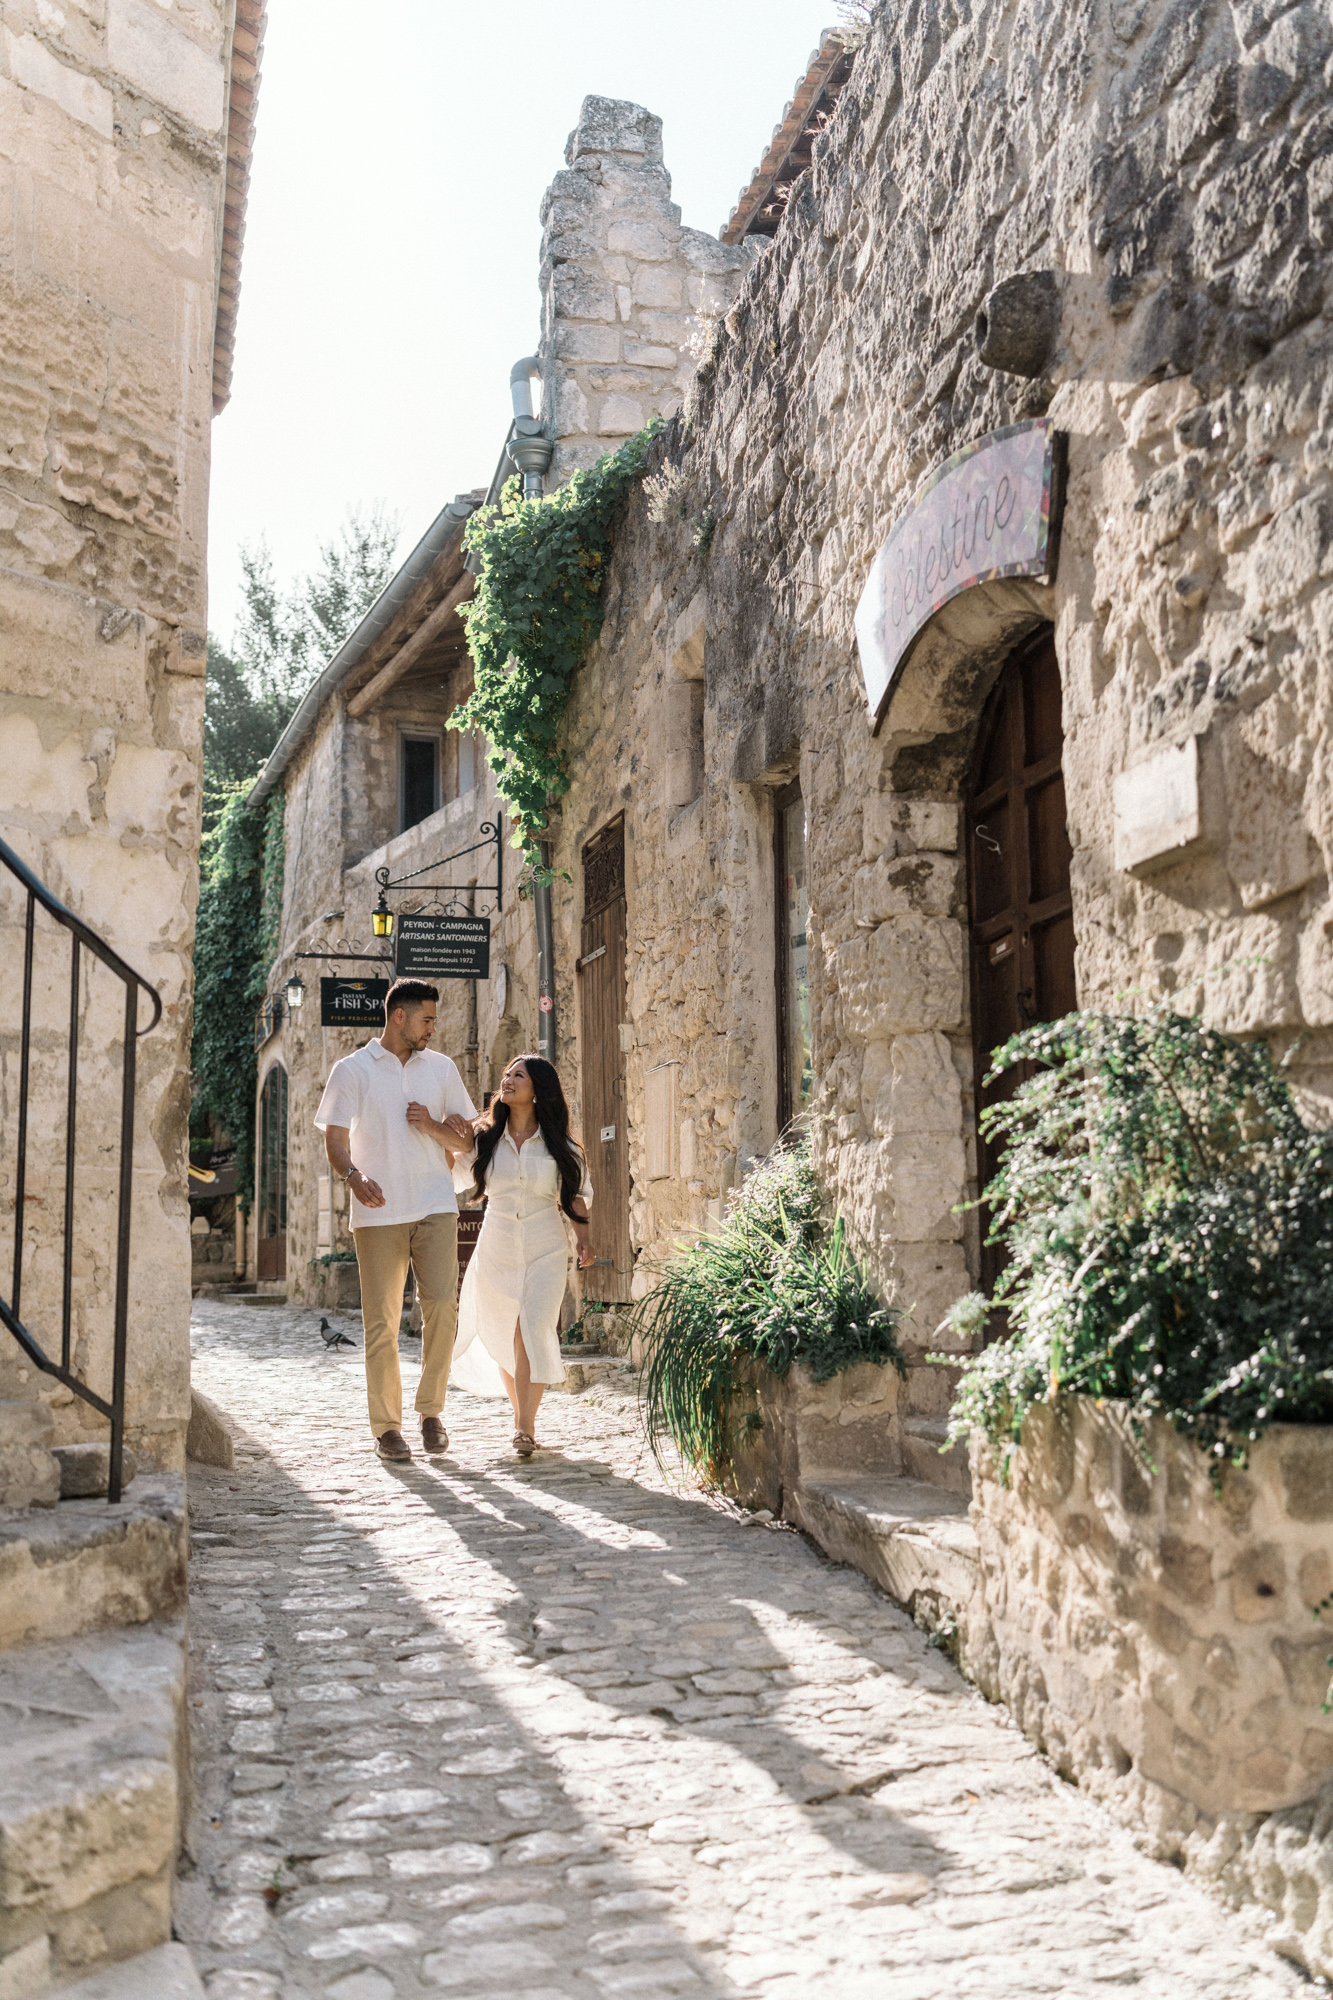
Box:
[180,1299,1304,2000]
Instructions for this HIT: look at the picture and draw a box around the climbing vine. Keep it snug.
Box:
[449,421,661,862]
[191,786,285,1211]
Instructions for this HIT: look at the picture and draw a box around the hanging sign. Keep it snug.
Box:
[854,418,1067,730]
[395,913,491,980]
[321,977,389,1027]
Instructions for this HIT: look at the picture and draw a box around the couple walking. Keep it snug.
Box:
[315,977,595,1462]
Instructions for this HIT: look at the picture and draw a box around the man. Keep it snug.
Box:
[315,978,477,1462]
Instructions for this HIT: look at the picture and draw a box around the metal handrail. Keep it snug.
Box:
[1,834,161,1503]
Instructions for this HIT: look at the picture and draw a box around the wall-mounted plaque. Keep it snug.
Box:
[321,977,389,1027]
[854,418,1067,729]
[395,913,491,980]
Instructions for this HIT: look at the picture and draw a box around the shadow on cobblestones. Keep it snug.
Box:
[180,1299,1306,2000]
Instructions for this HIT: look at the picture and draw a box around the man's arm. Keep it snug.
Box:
[323,1124,385,1209]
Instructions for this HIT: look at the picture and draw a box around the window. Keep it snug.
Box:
[775,780,812,1131]
[400,735,438,832]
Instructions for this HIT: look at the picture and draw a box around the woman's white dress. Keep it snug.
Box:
[449,1128,593,1397]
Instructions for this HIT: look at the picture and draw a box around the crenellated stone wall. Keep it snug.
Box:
[538,96,755,484]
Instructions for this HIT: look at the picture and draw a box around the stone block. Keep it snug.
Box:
[852,851,958,923]
[53,1445,140,1501]
[1114,737,1209,875]
[47,1942,204,1998]
[837,917,964,1039]
[0,1403,59,1514]
[106,0,227,133]
[597,395,645,436]
[566,96,663,165]
[3,30,112,139]
[185,1393,233,1471]
[607,220,677,262]
[0,1621,184,1977]
[554,324,621,363]
[0,1477,186,1651]
[630,265,683,310]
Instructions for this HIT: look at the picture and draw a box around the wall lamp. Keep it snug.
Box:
[284,971,306,1011]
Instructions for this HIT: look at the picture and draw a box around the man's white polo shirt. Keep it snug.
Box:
[314,1040,477,1229]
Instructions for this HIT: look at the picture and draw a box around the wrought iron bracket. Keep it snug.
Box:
[374,819,503,918]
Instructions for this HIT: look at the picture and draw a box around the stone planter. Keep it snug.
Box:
[724,1357,902,1511]
[970,1399,1333,1977]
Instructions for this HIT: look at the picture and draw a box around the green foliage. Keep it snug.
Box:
[191,786,269,1209]
[943,1008,1333,1475]
[450,425,661,860]
[634,1143,906,1482]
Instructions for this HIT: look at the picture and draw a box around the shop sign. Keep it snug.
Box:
[395,913,491,980]
[854,418,1067,728]
[321,977,389,1027]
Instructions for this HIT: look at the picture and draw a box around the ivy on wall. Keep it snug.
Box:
[449,422,660,862]
[191,786,285,1211]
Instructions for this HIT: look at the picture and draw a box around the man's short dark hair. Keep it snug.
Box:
[385,978,439,1022]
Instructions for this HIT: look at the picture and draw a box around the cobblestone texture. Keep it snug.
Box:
[181,1300,1305,1999]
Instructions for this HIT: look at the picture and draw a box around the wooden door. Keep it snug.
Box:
[967,627,1076,1291]
[257,1062,288,1281]
[578,817,633,1303]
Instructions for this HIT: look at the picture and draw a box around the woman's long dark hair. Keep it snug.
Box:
[471,1054,587,1220]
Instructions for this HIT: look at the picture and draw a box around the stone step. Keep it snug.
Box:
[0,1477,186,1653]
[50,1942,204,1998]
[0,1623,187,1999]
[554,1354,633,1393]
[790,1474,990,1676]
[899,1415,972,1496]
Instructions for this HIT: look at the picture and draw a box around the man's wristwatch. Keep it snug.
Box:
[342,1167,359,1184]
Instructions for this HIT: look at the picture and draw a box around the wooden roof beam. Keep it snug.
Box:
[345,573,475,718]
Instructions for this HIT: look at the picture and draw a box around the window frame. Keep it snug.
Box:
[773,777,809,1136]
[398,730,441,833]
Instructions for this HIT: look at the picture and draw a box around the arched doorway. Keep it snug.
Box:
[966,626,1076,1290]
[257,1062,288,1282]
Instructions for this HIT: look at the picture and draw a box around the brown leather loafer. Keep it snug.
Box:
[375,1428,412,1462]
[420,1416,448,1455]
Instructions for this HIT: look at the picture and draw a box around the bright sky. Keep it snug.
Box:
[206,0,838,646]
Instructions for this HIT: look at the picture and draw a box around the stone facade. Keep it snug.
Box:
[524,0,1333,1480]
[968,1405,1333,1982]
[0,0,257,1470]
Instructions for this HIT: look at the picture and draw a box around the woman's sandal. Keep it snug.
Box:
[513,1431,537,1458]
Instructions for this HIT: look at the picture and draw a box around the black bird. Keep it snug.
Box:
[320,1316,356,1350]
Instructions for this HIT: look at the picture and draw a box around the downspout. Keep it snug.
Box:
[506,357,558,1062]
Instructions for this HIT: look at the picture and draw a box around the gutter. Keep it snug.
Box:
[246,494,478,810]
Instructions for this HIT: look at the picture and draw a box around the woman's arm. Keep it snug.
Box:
[568,1194,594,1269]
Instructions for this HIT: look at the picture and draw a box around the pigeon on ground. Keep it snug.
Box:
[320,1316,356,1350]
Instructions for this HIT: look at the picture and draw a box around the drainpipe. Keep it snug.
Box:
[505,358,558,1062]
[507,357,553,500]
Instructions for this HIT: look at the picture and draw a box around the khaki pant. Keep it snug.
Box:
[353,1211,458,1437]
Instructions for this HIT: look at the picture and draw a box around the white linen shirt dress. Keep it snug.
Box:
[449,1128,593,1396]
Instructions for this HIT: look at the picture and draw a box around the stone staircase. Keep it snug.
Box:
[0,1400,200,1999]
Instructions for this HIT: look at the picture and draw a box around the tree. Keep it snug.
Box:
[192,509,401,1194]
[201,509,400,823]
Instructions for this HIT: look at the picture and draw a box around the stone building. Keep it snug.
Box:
[248,11,1333,1959]
[0,1,265,1990]
[248,95,753,1308]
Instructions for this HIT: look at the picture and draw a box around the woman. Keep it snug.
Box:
[449,1055,595,1455]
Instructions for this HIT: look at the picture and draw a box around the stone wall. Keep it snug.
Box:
[970,1404,1333,1980]
[0,0,237,1465]
[538,96,755,485]
[530,0,1333,1486]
